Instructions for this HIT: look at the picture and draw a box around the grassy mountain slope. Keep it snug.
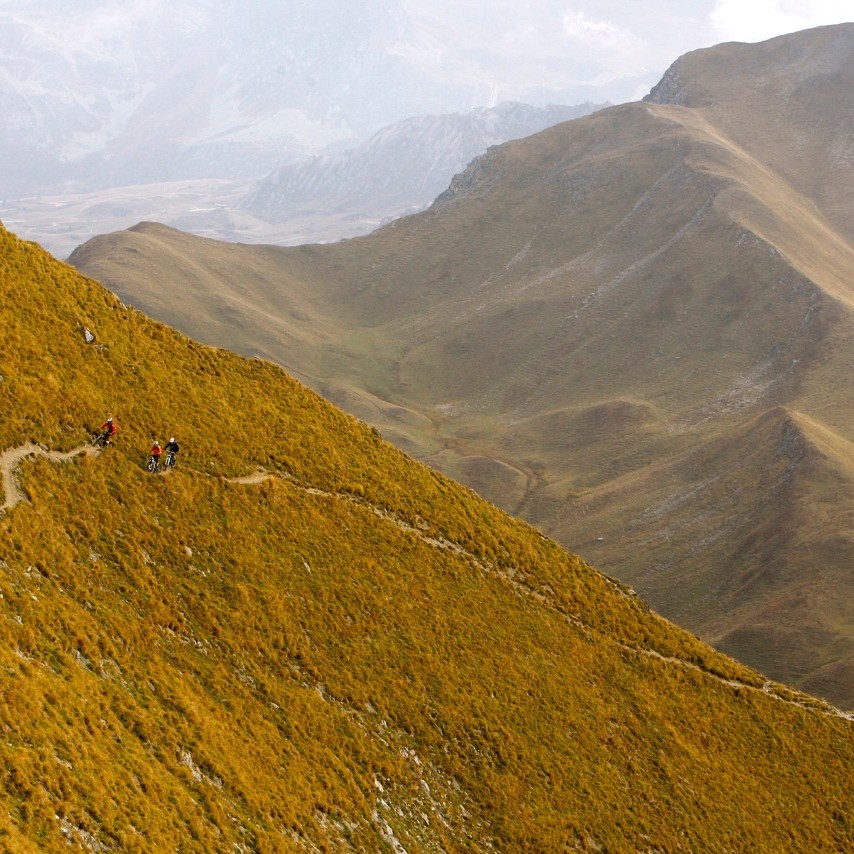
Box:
[556,406,854,693]
[4,226,854,849]
[644,22,854,237]
[69,23,854,709]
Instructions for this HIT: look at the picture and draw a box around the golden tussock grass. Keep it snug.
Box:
[1,224,852,851]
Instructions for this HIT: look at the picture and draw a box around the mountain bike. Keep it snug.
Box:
[146,455,160,473]
[92,431,111,448]
[164,450,177,469]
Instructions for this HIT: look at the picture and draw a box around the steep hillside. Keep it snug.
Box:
[644,21,854,236]
[70,23,854,710]
[5,225,854,849]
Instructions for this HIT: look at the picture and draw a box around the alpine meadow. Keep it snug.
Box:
[72,23,854,711]
[1,213,853,849]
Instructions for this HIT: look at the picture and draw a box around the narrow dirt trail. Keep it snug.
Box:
[224,467,854,723]
[224,470,276,486]
[2,441,851,722]
[0,442,96,511]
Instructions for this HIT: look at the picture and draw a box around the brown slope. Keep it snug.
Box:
[645,22,854,236]
[555,406,854,707]
[69,224,339,377]
[70,25,854,706]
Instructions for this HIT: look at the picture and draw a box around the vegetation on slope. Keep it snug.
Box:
[2,223,853,851]
[68,25,854,708]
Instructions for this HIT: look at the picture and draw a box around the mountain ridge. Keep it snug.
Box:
[2,100,602,261]
[70,24,854,708]
[242,102,604,229]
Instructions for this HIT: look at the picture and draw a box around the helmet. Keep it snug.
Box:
[107,417,113,422]
[170,437,175,443]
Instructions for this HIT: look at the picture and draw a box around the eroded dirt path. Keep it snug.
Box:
[224,467,854,723]
[2,441,851,722]
[224,470,275,486]
[0,442,96,511]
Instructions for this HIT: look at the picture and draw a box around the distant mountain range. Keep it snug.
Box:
[0,0,608,200]
[71,23,854,709]
[0,1,604,258]
[2,100,602,258]
[0,0,449,194]
[241,101,604,235]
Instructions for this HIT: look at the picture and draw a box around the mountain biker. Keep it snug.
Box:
[98,417,117,445]
[149,440,163,470]
[165,437,179,467]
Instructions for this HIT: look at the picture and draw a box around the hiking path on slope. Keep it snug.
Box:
[1,439,852,723]
[0,442,97,512]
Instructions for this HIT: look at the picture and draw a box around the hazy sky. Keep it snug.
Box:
[0,0,850,186]
[393,0,853,104]
[1,1,850,109]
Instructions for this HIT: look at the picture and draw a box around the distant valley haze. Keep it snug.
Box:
[1,0,851,254]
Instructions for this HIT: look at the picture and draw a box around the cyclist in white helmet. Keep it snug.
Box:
[165,437,180,468]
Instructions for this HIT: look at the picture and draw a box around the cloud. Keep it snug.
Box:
[4,0,850,125]
[391,1,664,103]
[710,0,852,43]
[562,9,640,49]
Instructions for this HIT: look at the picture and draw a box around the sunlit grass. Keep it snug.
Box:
[0,224,852,851]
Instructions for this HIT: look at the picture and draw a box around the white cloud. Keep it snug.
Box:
[562,9,638,48]
[562,8,649,76]
[2,0,851,124]
[710,0,852,43]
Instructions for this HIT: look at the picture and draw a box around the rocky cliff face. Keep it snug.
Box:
[643,64,689,105]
